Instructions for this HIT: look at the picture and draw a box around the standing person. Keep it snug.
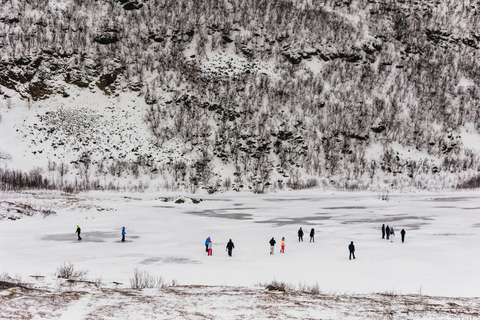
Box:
[269,237,276,255]
[226,239,235,257]
[348,241,355,260]
[401,228,406,243]
[382,224,386,239]
[390,227,395,242]
[386,225,390,240]
[208,240,213,256]
[298,227,304,242]
[76,225,82,241]
[121,227,126,242]
[280,237,285,253]
[205,237,211,253]
[310,228,315,242]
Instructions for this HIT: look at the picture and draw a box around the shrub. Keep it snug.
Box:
[456,174,480,189]
[130,268,165,289]
[55,262,88,280]
[258,280,292,292]
[298,281,321,295]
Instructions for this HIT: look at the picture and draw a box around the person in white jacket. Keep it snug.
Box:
[390,227,395,242]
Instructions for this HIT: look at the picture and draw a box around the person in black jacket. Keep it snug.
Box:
[76,225,82,240]
[310,228,315,242]
[382,224,385,239]
[269,237,276,255]
[386,225,390,240]
[298,227,304,242]
[400,229,406,243]
[348,241,355,260]
[226,239,235,257]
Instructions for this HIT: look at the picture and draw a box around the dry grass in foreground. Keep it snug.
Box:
[0,279,479,319]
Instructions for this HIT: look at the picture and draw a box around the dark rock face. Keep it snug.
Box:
[240,46,253,57]
[96,73,117,91]
[371,125,386,133]
[129,82,143,92]
[94,32,120,44]
[123,1,143,10]
[0,17,20,23]
[362,43,376,54]
[283,51,302,64]
[222,35,234,43]
[425,29,451,44]
[96,67,123,95]
[65,70,90,88]
[148,28,194,43]
[28,81,52,101]
[149,33,164,42]
[425,28,478,49]
[349,133,369,141]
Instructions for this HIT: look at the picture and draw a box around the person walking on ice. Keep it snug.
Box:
[205,237,211,253]
[269,237,276,255]
[76,225,82,241]
[298,227,304,242]
[386,225,390,240]
[208,240,213,256]
[121,227,126,242]
[349,241,355,260]
[400,228,406,243]
[390,227,395,242]
[226,239,235,257]
[382,224,385,239]
[280,237,285,253]
[310,228,315,242]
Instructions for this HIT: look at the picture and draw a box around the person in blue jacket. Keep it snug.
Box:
[121,227,126,242]
[205,237,211,252]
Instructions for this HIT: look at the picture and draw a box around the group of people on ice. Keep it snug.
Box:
[297,227,315,242]
[204,223,408,261]
[205,236,235,256]
[75,222,407,261]
[75,225,127,242]
[382,224,406,243]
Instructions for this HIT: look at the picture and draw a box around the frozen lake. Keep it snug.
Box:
[1,190,479,297]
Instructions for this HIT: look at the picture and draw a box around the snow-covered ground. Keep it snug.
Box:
[1,189,479,298]
[1,281,479,319]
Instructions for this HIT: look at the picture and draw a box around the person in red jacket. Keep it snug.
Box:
[208,240,213,256]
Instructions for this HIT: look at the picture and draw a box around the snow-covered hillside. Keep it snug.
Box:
[2,0,480,192]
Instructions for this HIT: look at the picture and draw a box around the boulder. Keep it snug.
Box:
[123,1,143,10]
[222,35,234,43]
[94,32,119,44]
[371,125,386,133]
